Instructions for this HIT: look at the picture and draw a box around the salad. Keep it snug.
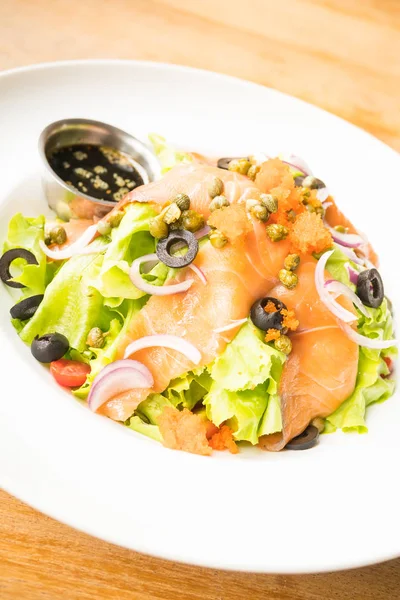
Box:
[0,137,396,455]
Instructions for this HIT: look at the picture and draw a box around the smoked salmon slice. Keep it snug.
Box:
[99,158,364,450]
[259,260,358,451]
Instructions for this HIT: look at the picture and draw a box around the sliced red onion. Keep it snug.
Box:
[341,323,397,350]
[325,223,364,248]
[334,243,365,266]
[282,154,313,176]
[195,225,211,239]
[214,318,247,334]
[123,334,202,364]
[346,262,360,285]
[325,279,369,317]
[129,253,193,296]
[315,250,357,323]
[88,360,153,413]
[316,188,330,203]
[39,223,98,260]
[188,263,207,285]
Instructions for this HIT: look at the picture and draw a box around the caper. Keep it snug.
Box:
[97,221,112,236]
[209,195,229,212]
[334,225,348,233]
[49,225,67,246]
[44,233,52,246]
[173,193,191,211]
[228,158,251,175]
[286,209,296,223]
[266,224,289,242]
[207,177,224,199]
[274,334,292,355]
[210,229,228,248]
[162,203,182,225]
[284,253,300,271]
[149,217,169,239]
[109,211,124,228]
[306,203,324,217]
[260,194,278,214]
[181,210,205,233]
[279,269,298,289]
[247,164,260,181]
[311,417,325,433]
[86,327,105,349]
[302,176,326,190]
[250,204,269,222]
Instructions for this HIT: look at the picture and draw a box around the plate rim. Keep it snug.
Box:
[0,58,399,574]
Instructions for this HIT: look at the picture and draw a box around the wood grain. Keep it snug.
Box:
[1,0,400,598]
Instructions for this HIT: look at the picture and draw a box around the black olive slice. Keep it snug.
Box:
[250,297,287,331]
[0,248,38,288]
[217,157,245,170]
[10,294,44,320]
[31,333,69,363]
[285,425,319,450]
[356,268,384,309]
[156,229,199,269]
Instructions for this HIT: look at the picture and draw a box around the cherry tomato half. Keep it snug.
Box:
[50,359,91,388]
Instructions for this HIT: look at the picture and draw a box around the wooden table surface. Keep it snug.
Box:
[1,1,399,598]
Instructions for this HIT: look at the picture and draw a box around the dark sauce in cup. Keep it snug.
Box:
[48,144,145,202]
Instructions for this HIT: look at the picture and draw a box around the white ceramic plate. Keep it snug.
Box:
[0,60,399,574]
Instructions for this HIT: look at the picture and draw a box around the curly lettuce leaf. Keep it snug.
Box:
[323,257,396,433]
[73,298,146,399]
[90,203,157,303]
[163,369,212,410]
[19,239,108,351]
[149,133,193,174]
[204,323,286,444]
[2,213,47,295]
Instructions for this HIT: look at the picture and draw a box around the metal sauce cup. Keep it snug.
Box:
[38,118,160,221]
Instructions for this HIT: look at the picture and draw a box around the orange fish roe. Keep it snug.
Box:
[158,406,212,456]
[207,203,251,241]
[290,212,333,255]
[209,425,239,454]
[281,308,299,332]
[255,158,305,227]
[265,328,281,342]
[264,300,278,313]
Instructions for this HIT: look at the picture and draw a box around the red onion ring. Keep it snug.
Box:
[88,360,153,413]
[282,154,313,176]
[346,262,360,285]
[188,264,207,285]
[315,250,357,323]
[123,334,202,364]
[325,223,364,248]
[316,188,330,203]
[325,279,369,317]
[129,253,193,296]
[39,224,98,260]
[334,243,365,266]
[340,323,397,350]
[214,318,247,334]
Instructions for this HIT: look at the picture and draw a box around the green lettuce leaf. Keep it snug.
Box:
[19,239,109,351]
[90,203,157,303]
[2,213,47,295]
[149,133,193,174]
[73,298,146,399]
[204,323,286,444]
[163,369,212,410]
[324,250,397,432]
